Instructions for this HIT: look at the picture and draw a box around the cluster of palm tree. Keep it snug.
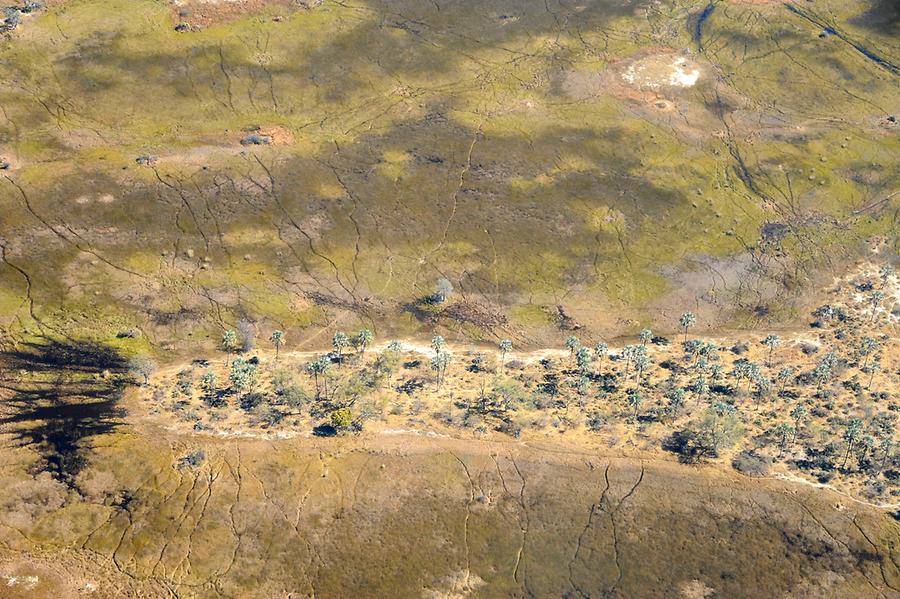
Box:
[175,267,895,478]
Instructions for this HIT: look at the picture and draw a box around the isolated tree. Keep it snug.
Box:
[878,438,895,472]
[841,418,864,469]
[332,331,350,361]
[130,355,156,385]
[576,347,593,376]
[683,339,703,362]
[870,290,885,322]
[762,334,780,367]
[622,344,646,379]
[201,370,218,399]
[305,356,330,399]
[878,264,894,287]
[692,374,710,405]
[354,329,374,355]
[858,435,875,462]
[564,335,581,360]
[666,387,686,419]
[702,401,741,453]
[594,342,608,368]
[639,329,653,346]
[270,330,285,362]
[812,362,832,395]
[431,351,452,389]
[867,357,881,390]
[626,388,643,422]
[498,339,513,371]
[330,407,354,431]
[774,422,794,456]
[790,404,808,443]
[820,351,838,369]
[229,357,258,397]
[777,367,794,394]
[221,330,239,367]
[856,336,879,370]
[431,334,446,355]
[634,353,651,383]
[680,312,697,343]
[434,277,454,303]
[752,373,771,402]
[745,363,762,394]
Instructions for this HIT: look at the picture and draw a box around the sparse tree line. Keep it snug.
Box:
[140,267,898,498]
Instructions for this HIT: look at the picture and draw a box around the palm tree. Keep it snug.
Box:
[498,339,512,371]
[332,331,350,361]
[856,336,879,370]
[777,367,794,395]
[762,334,780,367]
[639,329,652,346]
[867,357,881,390]
[634,354,650,383]
[812,363,832,395]
[564,335,580,360]
[576,347,593,376]
[354,329,374,355]
[221,329,239,367]
[790,404,808,443]
[626,388,643,422]
[858,435,875,462]
[870,290,885,322]
[594,342,608,369]
[841,418,864,469]
[431,335,446,355]
[201,370,217,399]
[692,374,709,405]
[679,312,696,343]
[774,422,794,456]
[305,356,330,399]
[270,330,285,362]
[878,264,894,286]
[229,357,258,397]
[878,438,895,472]
[431,350,452,389]
[666,387,686,419]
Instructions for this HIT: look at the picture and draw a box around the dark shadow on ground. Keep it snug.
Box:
[0,339,129,488]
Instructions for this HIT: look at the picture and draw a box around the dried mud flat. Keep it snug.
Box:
[0,430,898,598]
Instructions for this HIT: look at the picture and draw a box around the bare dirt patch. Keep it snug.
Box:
[560,48,705,105]
[171,0,299,28]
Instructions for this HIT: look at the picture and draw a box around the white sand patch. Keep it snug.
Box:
[622,54,702,90]
[669,57,701,86]
[4,575,39,590]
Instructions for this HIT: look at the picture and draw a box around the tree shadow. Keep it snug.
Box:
[0,338,128,489]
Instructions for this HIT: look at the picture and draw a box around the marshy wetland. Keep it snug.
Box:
[0,0,898,596]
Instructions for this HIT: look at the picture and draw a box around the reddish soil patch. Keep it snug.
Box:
[258,125,295,145]
[172,0,309,29]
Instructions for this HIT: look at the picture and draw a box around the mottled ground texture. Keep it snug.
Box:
[0,0,899,597]
[0,0,897,350]
[1,430,900,598]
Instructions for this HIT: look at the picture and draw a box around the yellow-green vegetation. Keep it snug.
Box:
[0,0,899,596]
[0,0,896,353]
